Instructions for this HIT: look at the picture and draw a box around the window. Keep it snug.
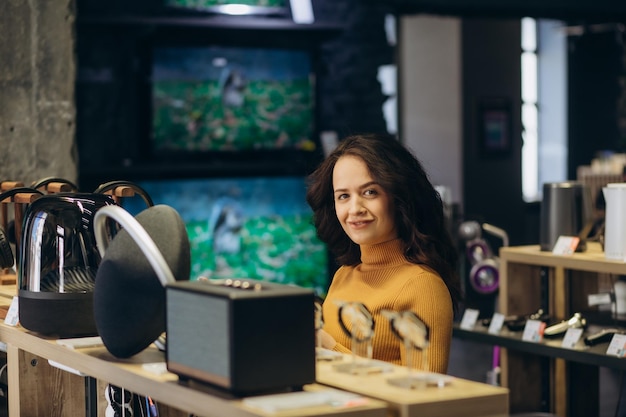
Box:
[521,18,567,202]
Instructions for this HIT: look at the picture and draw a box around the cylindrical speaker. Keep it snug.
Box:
[539,182,593,252]
[18,193,117,337]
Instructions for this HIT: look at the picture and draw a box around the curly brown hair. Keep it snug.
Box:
[306,133,462,312]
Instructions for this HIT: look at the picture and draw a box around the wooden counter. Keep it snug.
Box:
[0,284,509,417]
[316,355,509,417]
[0,321,387,417]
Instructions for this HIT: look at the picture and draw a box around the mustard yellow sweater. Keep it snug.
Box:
[322,238,453,374]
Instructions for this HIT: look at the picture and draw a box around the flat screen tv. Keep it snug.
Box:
[122,176,329,295]
[151,46,316,156]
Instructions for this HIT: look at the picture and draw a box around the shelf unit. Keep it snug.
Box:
[454,242,625,417]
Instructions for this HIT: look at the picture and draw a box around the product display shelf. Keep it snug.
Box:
[453,323,626,370]
[457,242,626,417]
[0,282,510,417]
[316,354,509,417]
[0,316,388,417]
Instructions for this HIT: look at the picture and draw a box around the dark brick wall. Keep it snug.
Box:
[75,0,395,187]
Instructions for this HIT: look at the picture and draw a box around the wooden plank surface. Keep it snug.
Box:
[316,355,509,417]
[0,322,387,417]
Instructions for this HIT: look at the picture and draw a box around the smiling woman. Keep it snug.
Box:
[332,155,397,246]
[306,133,463,374]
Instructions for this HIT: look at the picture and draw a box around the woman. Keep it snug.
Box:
[306,133,462,374]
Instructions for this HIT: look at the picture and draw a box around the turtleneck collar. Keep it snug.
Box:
[359,238,407,271]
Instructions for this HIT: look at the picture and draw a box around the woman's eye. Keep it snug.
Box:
[336,193,348,201]
[364,189,377,196]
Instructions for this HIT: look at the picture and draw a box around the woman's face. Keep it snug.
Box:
[332,155,397,246]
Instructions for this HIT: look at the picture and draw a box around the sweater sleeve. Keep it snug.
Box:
[392,271,454,374]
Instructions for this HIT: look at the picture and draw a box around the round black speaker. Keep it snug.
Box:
[94,205,191,358]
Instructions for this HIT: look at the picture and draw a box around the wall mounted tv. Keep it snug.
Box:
[122,176,330,296]
[151,46,316,161]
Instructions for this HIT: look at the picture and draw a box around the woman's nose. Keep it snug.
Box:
[348,197,365,215]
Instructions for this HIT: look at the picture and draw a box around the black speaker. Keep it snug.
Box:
[18,193,116,337]
[93,204,191,358]
[166,279,316,395]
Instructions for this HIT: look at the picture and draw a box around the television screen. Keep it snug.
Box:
[151,46,315,154]
[123,176,329,295]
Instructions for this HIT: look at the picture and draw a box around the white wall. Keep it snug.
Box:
[399,15,462,205]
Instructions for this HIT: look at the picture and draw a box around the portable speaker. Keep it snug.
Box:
[166,279,316,395]
[18,193,116,337]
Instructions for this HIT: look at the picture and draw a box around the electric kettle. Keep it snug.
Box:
[539,181,593,252]
[602,183,626,260]
[18,193,117,337]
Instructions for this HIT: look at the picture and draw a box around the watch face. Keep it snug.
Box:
[382,310,429,350]
[336,301,375,342]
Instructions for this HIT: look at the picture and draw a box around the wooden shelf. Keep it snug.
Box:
[456,241,625,416]
[453,324,626,371]
[499,243,626,275]
[0,318,387,417]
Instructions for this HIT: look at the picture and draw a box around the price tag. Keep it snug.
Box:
[4,296,19,327]
[488,313,505,334]
[561,327,583,348]
[552,236,580,255]
[522,319,545,342]
[460,308,480,330]
[606,334,626,357]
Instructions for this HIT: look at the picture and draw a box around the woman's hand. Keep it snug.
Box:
[316,329,337,350]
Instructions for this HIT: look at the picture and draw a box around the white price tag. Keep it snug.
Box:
[551,236,580,255]
[522,319,545,342]
[606,334,626,357]
[561,327,583,348]
[488,313,505,334]
[4,296,19,327]
[460,308,480,330]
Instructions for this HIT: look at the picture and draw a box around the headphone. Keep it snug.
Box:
[0,187,44,270]
[94,180,154,208]
[459,221,509,295]
[30,177,79,193]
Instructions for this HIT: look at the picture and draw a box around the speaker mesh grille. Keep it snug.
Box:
[167,289,230,379]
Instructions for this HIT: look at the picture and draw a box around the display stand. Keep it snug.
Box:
[316,353,508,417]
[454,242,625,416]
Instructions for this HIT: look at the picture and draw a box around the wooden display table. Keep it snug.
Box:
[0,322,387,417]
[316,354,509,417]
[0,283,509,417]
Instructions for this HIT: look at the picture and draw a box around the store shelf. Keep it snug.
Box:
[76,13,344,46]
[79,14,341,31]
[498,243,626,275]
[453,324,626,371]
[457,241,626,416]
